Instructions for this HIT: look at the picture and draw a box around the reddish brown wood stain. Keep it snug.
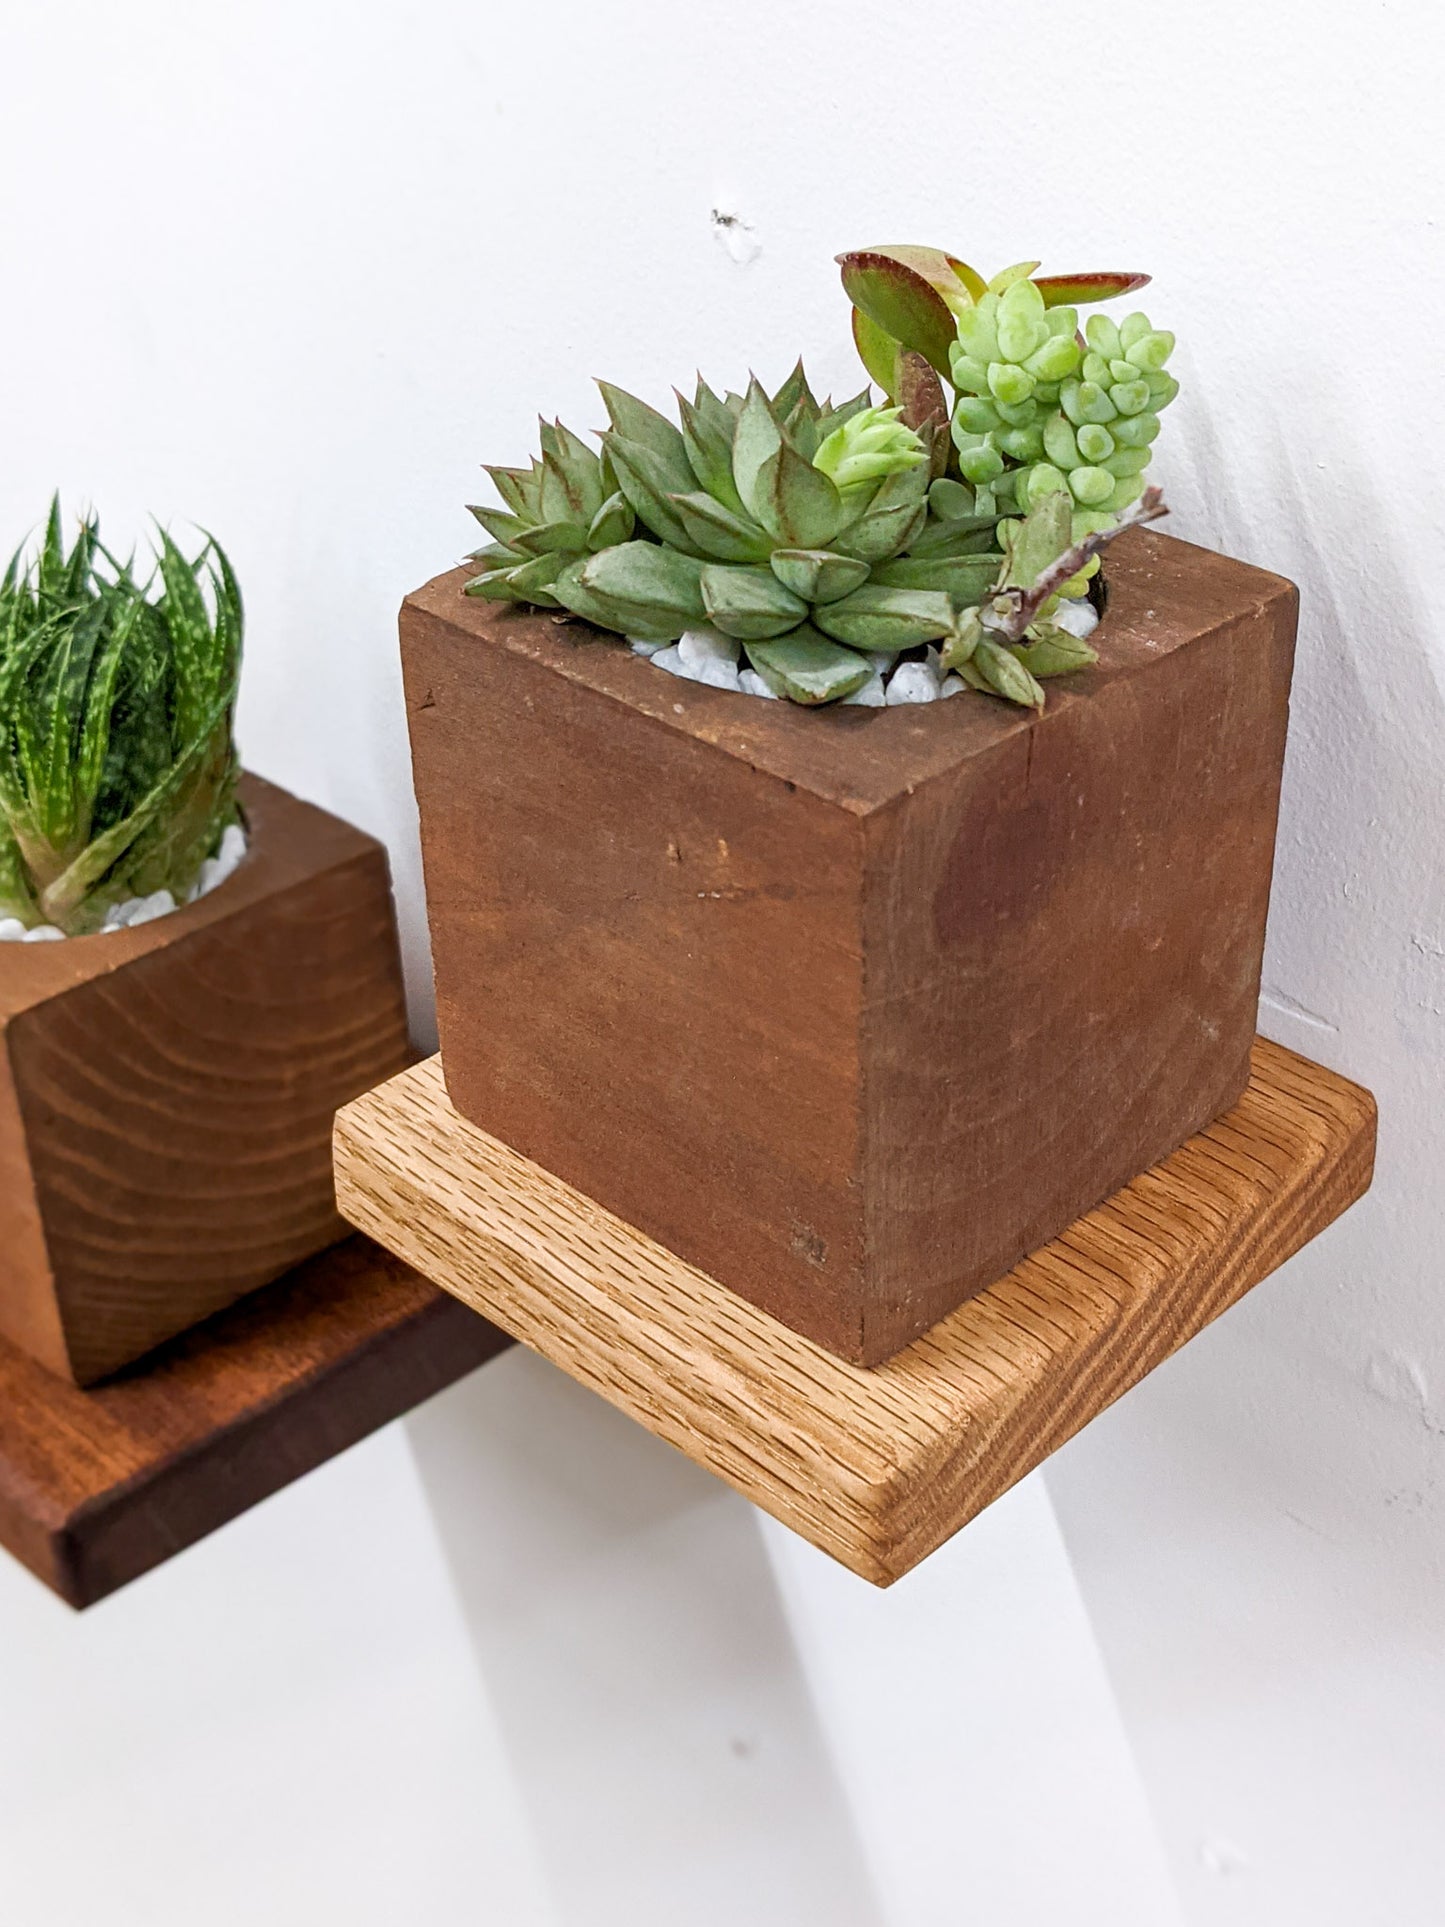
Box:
[0,776,413,1384]
[402,529,1297,1365]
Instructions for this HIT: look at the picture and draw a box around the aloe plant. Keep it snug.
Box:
[0,500,242,935]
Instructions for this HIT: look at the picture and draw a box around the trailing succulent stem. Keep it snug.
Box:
[942,487,1169,709]
[0,499,242,934]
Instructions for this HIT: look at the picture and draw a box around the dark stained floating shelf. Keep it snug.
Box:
[335,1038,1376,1586]
[0,1236,511,1609]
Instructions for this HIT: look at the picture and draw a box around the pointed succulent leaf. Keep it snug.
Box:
[831,461,930,563]
[782,398,825,463]
[580,541,707,625]
[509,519,592,557]
[503,550,570,601]
[587,491,635,549]
[836,250,960,376]
[699,563,810,640]
[987,260,1042,294]
[551,558,670,639]
[1004,491,1074,589]
[465,561,548,604]
[870,555,998,603]
[940,607,984,673]
[906,515,1000,556]
[596,381,692,475]
[1014,625,1098,678]
[851,305,900,394]
[743,630,872,706]
[677,393,748,515]
[550,422,607,521]
[730,379,783,524]
[469,504,530,547]
[972,637,1045,709]
[669,492,775,563]
[605,438,707,555]
[750,437,847,549]
[812,584,956,653]
[770,359,819,422]
[768,549,871,605]
[896,354,949,470]
[1033,272,1151,308]
[466,542,519,571]
[485,465,535,517]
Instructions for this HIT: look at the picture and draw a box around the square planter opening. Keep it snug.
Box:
[402,527,1296,1366]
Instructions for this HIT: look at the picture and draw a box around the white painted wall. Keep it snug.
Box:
[1,0,1439,1919]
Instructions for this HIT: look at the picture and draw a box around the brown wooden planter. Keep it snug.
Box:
[400,528,1297,1367]
[0,774,411,1385]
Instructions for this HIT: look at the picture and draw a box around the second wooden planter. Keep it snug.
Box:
[0,775,411,1384]
[401,527,1297,1366]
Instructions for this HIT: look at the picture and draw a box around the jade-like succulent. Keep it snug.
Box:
[0,500,242,935]
[467,364,1002,706]
[838,246,1179,538]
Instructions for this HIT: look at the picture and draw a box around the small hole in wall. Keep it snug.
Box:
[710,208,761,266]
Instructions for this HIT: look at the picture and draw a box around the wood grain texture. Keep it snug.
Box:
[0,774,412,1384]
[335,1039,1376,1586]
[402,528,1299,1364]
[0,1234,511,1609]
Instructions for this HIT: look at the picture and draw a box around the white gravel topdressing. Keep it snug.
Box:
[0,823,248,945]
[631,598,1099,706]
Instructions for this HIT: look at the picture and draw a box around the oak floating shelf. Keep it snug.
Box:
[0,1236,511,1609]
[335,1039,1375,1586]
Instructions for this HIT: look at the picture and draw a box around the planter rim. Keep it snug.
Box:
[406,527,1296,818]
[0,774,380,1021]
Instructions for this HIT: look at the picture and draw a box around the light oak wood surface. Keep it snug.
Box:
[334,1039,1375,1585]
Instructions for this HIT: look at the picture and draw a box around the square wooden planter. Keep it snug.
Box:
[401,527,1297,1366]
[0,774,412,1385]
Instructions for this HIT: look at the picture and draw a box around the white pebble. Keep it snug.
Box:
[0,917,30,942]
[677,627,741,672]
[1052,598,1099,639]
[200,824,247,895]
[695,659,742,692]
[841,671,887,707]
[648,644,687,677]
[629,637,669,656]
[866,651,894,674]
[939,675,967,698]
[22,925,66,942]
[885,662,941,705]
[125,889,178,928]
[738,669,778,700]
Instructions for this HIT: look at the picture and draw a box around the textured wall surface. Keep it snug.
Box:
[2,0,1440,1919]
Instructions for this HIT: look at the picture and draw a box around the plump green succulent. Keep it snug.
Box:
[0,500,242,935]
[952,292,1178,534]
[467,364,1003,706]
[464,420,636,607]
[838,246,1179,540]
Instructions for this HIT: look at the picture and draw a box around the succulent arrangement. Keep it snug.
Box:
[464,246,1180,709]
[0,500,243,936]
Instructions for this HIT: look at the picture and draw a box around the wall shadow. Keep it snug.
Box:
[405,1348,886,1927]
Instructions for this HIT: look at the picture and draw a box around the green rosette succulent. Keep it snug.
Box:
[0,500,242,935]
[468,364,1004,706]
[464,421,636,608]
